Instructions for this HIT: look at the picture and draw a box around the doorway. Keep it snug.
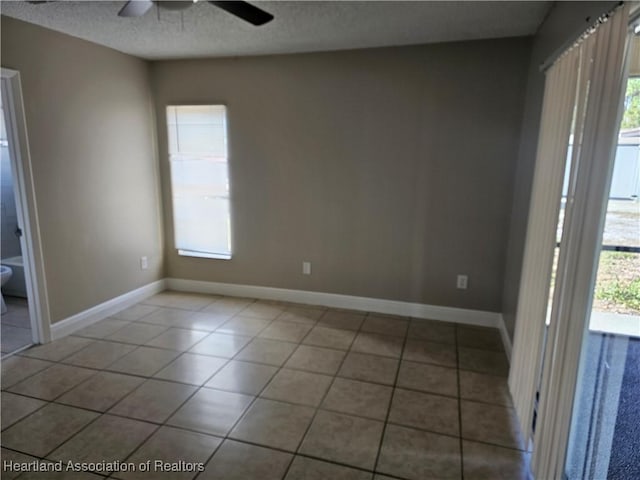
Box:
[0,67,50,353]
[0,94,32,355]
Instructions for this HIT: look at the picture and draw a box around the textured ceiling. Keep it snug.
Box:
[1,1,552,60]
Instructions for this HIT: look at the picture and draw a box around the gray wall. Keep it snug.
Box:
[153,38,531,313]
[1,17,164,323]
[501,2,618,339]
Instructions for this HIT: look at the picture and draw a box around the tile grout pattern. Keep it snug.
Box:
[1,291,530,480]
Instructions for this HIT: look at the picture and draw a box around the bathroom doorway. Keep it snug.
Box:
[0,94,31,355]
[1,68,50,354]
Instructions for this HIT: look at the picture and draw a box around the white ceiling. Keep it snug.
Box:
[1,1,553,60]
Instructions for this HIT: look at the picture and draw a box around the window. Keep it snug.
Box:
[167,105,231,259]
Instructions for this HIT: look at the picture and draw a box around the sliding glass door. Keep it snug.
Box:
[564,63,640,480]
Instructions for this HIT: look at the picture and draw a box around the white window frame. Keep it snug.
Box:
[166,104,232,260]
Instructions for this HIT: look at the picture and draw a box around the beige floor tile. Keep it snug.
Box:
[459,370,513,406]
[62,340,136,369]
[200,439,292,480]
[321,377,392,420]
[299,410,384,470]
[167,388,253,436]
[137,308,197,328]
[48,414,156,464]
[259,321,312,342]
[143,292,217,311]
[407,320,456,345]
[377,424,461,480]
[1,355,54,389]
[20,336,94,362]
[338,352,399,385]
[277,306,325,324]
[285,456,373,480]
[303,326,357,350]
[230,398,315,451]
[402,339,457,368]
[235,338,297,366]
[462,440,531,480]
[317,310,365,331]
[204,360,278,395]
[1,403,99,457]
[106,323,169,345]
[154,353,228,385]
[239,302,285,320]
[216,316,272,336]
[460,401,523,450]
[1,448,39,480]
[1,392,47,430]
[188,333,252,358]
[178,311,233,331]
[111,304,159,321]
[285,345,346,375]
[396,361,458,397]
[361,315,409,337]
[116,426,222,480]
[200,297,253,316]
[17,468,105,479]
[350,333,404,358]
[458,347,509,377]
[388,388,459,436]
[261,369,333,407]
[8,364,96,400]
[74,319,131,339]
[106,346,181,377]
[457,326,504,352]
[57,371,145,412]
[109,379,197,423]
[145,328,210,351]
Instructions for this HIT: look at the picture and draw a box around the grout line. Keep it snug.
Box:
[372,312,410,476]
[455,323,465,480]
[279,310,366,478]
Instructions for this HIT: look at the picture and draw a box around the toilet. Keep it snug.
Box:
[1,265,13,314]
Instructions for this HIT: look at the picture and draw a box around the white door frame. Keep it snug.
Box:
[1,67,51,344]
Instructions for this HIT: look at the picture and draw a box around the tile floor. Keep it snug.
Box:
[1,291,531,479]
[1,296,32,357]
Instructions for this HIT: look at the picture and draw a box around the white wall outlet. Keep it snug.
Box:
[456,274,468,290]
[140,256,149,270]
[302,261,311,275]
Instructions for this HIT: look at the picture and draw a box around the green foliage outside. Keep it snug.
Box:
[621,77,640,129]
[594,251,640,314]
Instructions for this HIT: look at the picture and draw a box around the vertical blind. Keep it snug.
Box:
[532,5,631,477]
[167,105,232,258]
[508,44,581,449]
[508,3,632,478]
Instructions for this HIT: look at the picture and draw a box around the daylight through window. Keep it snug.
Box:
[167,105,231,259]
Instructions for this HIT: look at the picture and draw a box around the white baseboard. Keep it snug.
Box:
[166,278,502,328]
[50,280,166,340]
[498,313,513,362]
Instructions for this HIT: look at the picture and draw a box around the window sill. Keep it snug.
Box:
[178,250,232,260]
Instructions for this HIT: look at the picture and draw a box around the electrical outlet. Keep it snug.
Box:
[302,261,311,275]
[140,256,149,270]
[456,274,468,290]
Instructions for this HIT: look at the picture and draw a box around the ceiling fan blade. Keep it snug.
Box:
[209,1,274,26]
[118,0,154,17]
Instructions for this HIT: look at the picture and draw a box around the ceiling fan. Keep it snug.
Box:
[119,0,274,26]
[28,0,274,26]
